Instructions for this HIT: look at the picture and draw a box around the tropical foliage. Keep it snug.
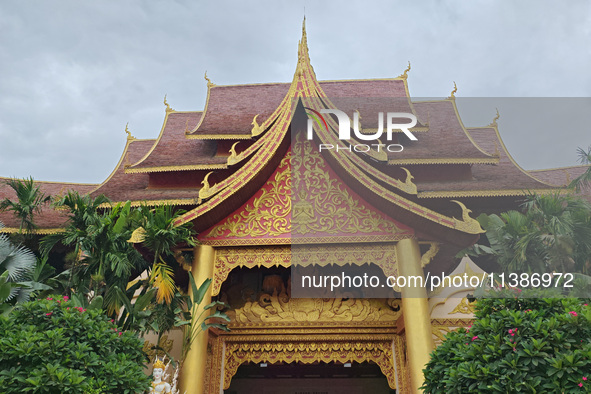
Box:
[132,204,196,305]
[0,223,49,314]
[38,191,229,355]
[40,193,148,316]
[0,177,50,236]
[570,145,591,192]
[174,274,230,360]
[1,178,230,376]
[0,296,150,393]
[467,193,591,276]
[423,291,591,393]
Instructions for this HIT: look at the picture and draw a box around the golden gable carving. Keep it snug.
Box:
[231,295,401,325]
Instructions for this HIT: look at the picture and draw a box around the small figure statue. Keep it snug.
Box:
[150,359,172,394]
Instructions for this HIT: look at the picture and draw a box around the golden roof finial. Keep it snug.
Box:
[398,61,411,79]
[204,71,215,88]
[489,108,500,127]
[163,95,174,112]
[296,17,312,75]
[302,16,307,47]
[124,123,135,140]
[449,81,458,99]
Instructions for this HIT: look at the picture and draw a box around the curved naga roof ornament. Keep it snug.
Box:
[400,167,418,194]
[163,94,174,112]
[204,71,216,88]
[450,200,485,234]
[488,108,500,127]
[449,81,458,99]
[398,61,411,79]
[250,114,264,137]
[227,142,241,166]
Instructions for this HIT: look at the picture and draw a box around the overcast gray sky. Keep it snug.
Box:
[1,0,590,183]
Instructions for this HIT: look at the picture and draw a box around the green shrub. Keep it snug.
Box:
[0,296,150,393]
[423,294,591,393]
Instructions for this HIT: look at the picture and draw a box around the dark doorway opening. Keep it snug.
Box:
[225,361,395,394]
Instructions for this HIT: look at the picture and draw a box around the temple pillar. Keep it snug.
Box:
[396,238,434,393]
[180,245,215,394]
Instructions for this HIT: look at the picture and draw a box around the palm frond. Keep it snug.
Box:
[150,257,176,304]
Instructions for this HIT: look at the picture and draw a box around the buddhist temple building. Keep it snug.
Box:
[2,20,589,394]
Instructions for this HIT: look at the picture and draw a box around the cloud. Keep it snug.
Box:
[0,0,589,182]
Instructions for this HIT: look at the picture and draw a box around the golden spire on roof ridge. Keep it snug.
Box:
[398,61,411,79]
[163,95,174,112]
[296,16,313,77]
[449,81,458,99]
[488,108,500,127]
[125,122,135,140]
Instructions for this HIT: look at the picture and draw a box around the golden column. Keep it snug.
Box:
[179,245,215,394]
[396,238,434,393]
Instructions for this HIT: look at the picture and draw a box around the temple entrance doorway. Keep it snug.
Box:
[224,361,395,394]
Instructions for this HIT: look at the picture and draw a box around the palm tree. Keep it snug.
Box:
[0,221,50,313]
[0,177,50,236]
[130,205,196,305]
[570,145,591,193]
[473,193,591,275]
[40,192,148,315]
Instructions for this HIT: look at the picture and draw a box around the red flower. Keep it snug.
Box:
[46,297,53,301]
[579,383,583,387]
[584,377,588,381]
[569,311,578,317]
[63,296,69,301]
[45,312,52,316]
[471,336,478,341]
[118,332,123,336]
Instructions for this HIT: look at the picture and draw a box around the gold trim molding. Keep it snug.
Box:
[124,163,227,174]
[211,245,401,296]
[388,157,499,165]
[185,134,253,140]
